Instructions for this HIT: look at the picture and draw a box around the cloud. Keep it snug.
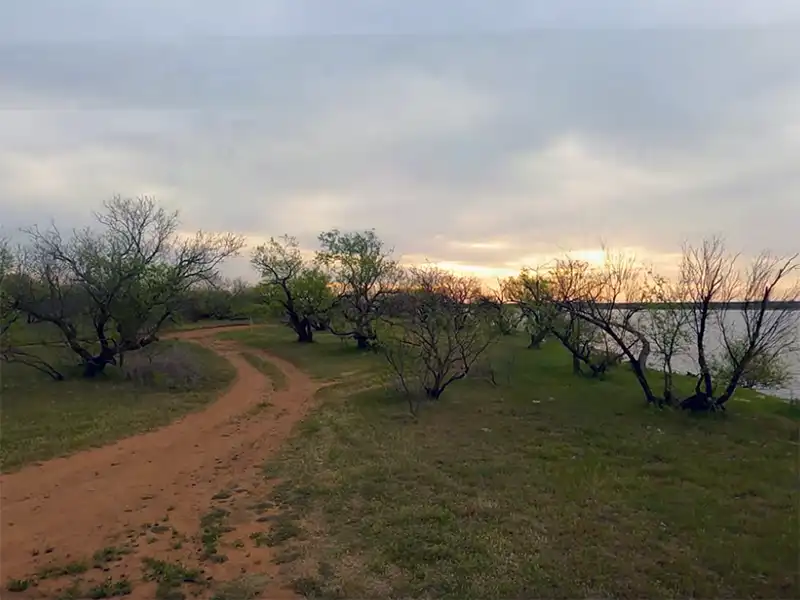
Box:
[0,11,798,284]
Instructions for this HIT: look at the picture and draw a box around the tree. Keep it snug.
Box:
[641,271,692,404]
[377,265,496,413]
[547,253,657,400]
[710,338,794,392]
[316,229,400,349]
[479,282,523,336]
[502,269,557,349]
[251,235,333,343]
[680,238,799,411]
[0,239,64,379]
[9,196,244,377]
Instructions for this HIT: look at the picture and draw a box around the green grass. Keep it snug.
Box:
[210,575,269,600]
[240,351,288,391]
[141,557,203,600]
[4,319,94,347]
[1,340,236,472]
[217,325,384,381]
[227,327,799,599]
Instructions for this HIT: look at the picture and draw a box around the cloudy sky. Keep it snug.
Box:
[1,1,799,282]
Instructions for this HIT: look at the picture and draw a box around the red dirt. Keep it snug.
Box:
[0,326,320,599]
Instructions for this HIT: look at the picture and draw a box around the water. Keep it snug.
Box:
[512,307,800,400]
[633,311,800,401]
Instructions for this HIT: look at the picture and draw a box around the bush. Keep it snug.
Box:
[122,343,206,390]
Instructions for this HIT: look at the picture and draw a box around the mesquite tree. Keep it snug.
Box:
[316,228,400,349]
[251,235,333,343]
[378,265,496,413]
[0,239,64,379]
[547,253,656,400]
[10,196,244,376]
[641,271,692,404]
[680,238,799,411]
[502,269,557,349]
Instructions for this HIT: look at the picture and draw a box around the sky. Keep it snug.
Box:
[1,1,799,284]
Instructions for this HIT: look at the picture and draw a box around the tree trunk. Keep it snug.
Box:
[629,358,659,404]
[297,320,314,343]
[82,346,117,378]
[572,354,581,375]
[355,334,370,350]
[528,330,547,349]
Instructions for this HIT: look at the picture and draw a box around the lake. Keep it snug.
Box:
[633,312,800,401]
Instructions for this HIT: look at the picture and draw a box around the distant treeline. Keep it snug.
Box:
[600,301,800,311]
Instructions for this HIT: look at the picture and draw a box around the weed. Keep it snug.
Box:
[57,580,84,600]
[211,575,268,600]
[198,507,232,560]
[142,558,203,600]
[93,546,131,566]
[87,577,132,598]
[5,578,31,592]
[151,524,171,534]
[37,560,89,579]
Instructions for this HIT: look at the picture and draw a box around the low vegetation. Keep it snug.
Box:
[224,326,799,599]
[1,338,235,471]
[241,351,288,391]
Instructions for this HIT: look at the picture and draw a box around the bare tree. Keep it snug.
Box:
[641,270,692,404]
[251,235,334,343]
[680,239,800,410]
[10,196,244,377]
[316,229,400,349]
[547,252,658,401]
[377,265,496,412]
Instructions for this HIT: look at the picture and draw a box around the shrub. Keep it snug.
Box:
[122,343,205,390]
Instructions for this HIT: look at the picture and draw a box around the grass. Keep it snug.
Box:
[36,560,89,579]
[0,340,236,472]
[141,557,203,600]
[241,351,288,391]
[217,325,384,381]
[198,507,232,562]
[210,575,269,600]
[87,577,133,599]
[223,327,800,599]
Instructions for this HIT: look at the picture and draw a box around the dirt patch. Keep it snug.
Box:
[0,326,318,599]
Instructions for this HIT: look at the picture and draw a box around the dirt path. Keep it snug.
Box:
[0,326,320,599]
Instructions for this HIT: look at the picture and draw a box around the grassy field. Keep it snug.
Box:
[3,317,252,347]
[219,326,800,599]
[1,339,236,472]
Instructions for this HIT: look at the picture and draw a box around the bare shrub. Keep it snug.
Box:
[123,343,205,390]
[377,266,497,414]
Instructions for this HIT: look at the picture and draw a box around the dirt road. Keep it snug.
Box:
[0,326,319,599]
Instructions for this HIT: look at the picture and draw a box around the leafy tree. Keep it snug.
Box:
[502,269,557,349]
[251,235,333,342]
[0,239,64,379]
[479,284,523,336]
[10,196,244,376]
[316,228,399,349]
